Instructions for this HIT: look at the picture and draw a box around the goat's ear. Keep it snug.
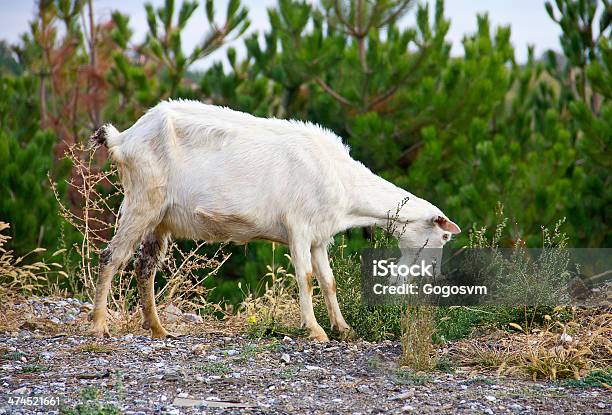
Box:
[433,216,461,234]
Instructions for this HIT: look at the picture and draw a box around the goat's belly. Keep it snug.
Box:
[161,206,287,245]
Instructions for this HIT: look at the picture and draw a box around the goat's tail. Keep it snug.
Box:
[90,124,122,149]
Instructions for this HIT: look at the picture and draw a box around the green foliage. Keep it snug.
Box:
[0,74,72,254]
[60,387,120,415]
[0,41,21,74]
[563,368,612,388]
[141,0,249,95]
[434,306,568,342]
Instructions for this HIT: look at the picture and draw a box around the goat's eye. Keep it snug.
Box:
[442,234,449,241]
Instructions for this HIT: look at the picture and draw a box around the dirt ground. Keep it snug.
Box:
[0,297,610,414]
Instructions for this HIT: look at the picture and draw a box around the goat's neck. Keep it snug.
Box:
[339,164,414,231]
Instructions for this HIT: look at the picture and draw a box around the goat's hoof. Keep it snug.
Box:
[307,327,329,342]
[87,323,110,338]
[151,328,179,339]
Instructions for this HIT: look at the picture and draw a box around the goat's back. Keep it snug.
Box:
[112,100,353,244]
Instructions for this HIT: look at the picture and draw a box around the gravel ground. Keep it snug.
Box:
[0,298,609,415]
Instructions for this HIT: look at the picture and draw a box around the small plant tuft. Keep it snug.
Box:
[60,387,121,415]
[400,306,437,371]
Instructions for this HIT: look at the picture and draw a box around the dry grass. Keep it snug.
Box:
[233,247,302,337]
[452,307,611,381]
[0,220,69,333]
[400,306,438,371]
[76,342,117,354]
[0,221,67,296]
[0,293,28,333]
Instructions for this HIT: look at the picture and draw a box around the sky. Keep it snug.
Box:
[0,0,562,68]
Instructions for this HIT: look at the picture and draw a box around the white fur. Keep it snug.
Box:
[96,99,460,340]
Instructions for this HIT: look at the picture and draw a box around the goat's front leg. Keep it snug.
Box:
[134,232,170,338]
[290,239,329,342]
[311,244,355,340]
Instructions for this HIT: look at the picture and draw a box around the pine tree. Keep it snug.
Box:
[0,74,72,254]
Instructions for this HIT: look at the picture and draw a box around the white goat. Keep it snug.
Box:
[89,99,460,341]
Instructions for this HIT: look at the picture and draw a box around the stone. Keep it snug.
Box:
[162,304,182,323]
[12,386,30,394]
[182,313,203,324]
[172,397,202,407]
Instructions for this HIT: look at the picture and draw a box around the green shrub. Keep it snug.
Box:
[563,368,612,388]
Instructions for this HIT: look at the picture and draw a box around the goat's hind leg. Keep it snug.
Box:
[89,210,159,338]
[134,231,171,338]
[89,229,142,338]
[88,247,114,338]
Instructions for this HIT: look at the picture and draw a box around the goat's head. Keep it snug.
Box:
[396,213,461,249]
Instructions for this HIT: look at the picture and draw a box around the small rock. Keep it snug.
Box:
[77,370,110,379]
[390,391,414,400]
[485,395,496,402]
[182,313,203,324]
[173,397,201,407]
[163,371,184,381]
[63,315,76,323]
[559,332,573,343]
[356,385,369,393]
[192,344,207,355]
[280,353,290,364]
[162,303,183,323]
[12,386,30,394]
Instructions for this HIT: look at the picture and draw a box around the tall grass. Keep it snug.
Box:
[0,221,66,295]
